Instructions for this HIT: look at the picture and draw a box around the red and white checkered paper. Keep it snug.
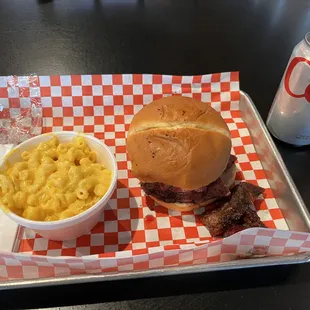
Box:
[0,72,309,282]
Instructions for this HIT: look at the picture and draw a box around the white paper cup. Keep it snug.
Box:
[0,132,117,241]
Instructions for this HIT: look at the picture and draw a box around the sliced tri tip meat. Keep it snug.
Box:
[200,182,265,237]
[223,208,266,238]
[141,177,230,205]
[237,182,265,201]
[141,154,238,205]
[242,207,266,229]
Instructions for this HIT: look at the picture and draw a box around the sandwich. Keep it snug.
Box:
[126,95,237,211]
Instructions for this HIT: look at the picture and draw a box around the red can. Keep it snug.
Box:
[267,32,310,146]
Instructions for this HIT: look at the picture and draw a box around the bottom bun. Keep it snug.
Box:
[150,164,237,212]
[150,196,217,212]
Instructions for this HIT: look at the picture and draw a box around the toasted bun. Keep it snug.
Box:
[127,96,232,190]
[150,164,237,212]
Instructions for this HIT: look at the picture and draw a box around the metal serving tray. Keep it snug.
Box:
[1,91,310,290]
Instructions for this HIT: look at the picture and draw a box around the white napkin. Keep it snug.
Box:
[0,144,19,252]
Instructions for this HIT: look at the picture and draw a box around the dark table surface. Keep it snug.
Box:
[1,0,310,309]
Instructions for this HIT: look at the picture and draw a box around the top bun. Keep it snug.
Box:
[126,96,231,190]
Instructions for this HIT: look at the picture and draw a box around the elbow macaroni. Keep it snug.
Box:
[0,136,112,221]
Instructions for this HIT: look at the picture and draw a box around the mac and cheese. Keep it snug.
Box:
[0,136,112,221]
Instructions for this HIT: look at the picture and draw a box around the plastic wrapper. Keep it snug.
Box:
[0,75,42,144]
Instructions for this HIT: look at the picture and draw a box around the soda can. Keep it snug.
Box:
[267,32,310,146]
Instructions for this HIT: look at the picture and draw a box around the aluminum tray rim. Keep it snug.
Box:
[240,91,310,231]
[1,252,309,290]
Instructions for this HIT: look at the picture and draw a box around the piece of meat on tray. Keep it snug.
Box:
[237,182,264,201]
[200,185,252,236]
[223,209,266,237]
[222,225,245,237]
[243,207,266,228]
[200,182,265,237]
